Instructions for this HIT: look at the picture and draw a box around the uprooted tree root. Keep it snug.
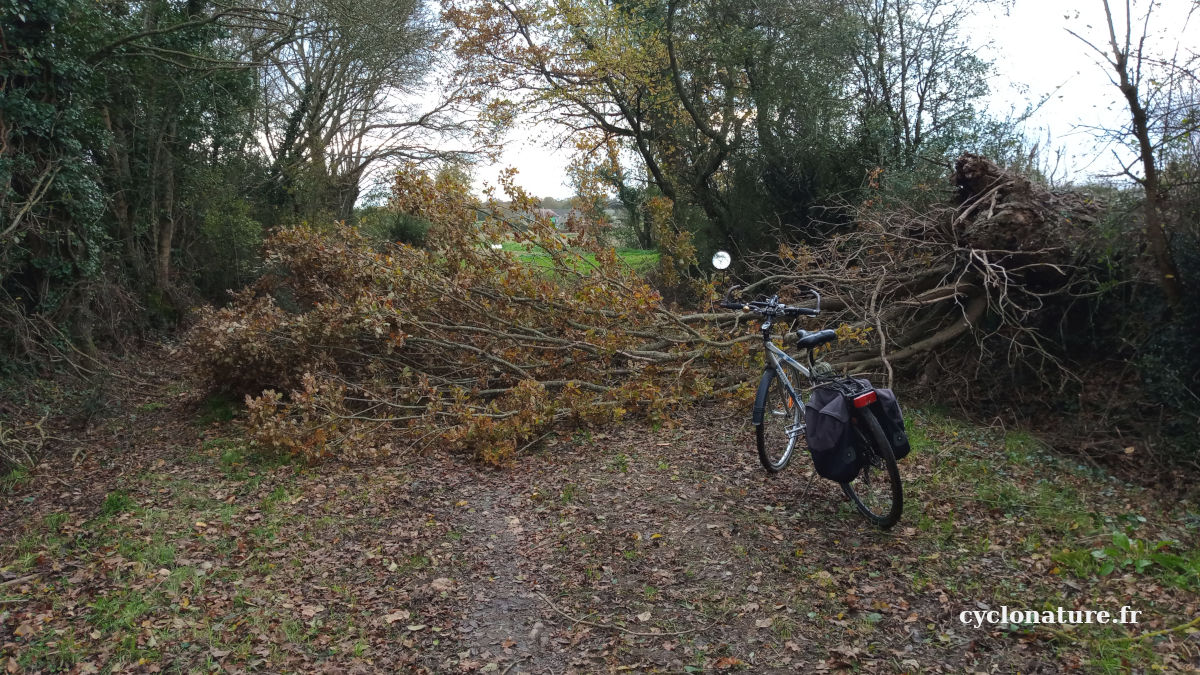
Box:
[746,154,1106,408]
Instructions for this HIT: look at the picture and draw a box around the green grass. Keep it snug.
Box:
[2,464,31,492]
[43,511,69,531]
[1051,531,1200,591]
[15,627,83,671]
[88,590,154,631]
[197,392,238,425]
[498,241,658,273]
[608,453,630,473]
[208,437,291,480]
[559,483,578,503]
[101,490,136,515]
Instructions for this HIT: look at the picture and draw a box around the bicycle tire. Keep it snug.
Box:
[841,407,903,529]
[754,366,803,473]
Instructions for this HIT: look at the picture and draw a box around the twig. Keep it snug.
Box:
[1107,615,1200,643]
[535,592,730,637]
[0,574,40,588]
[870,275,893,390]
[517,431,554,455]
[501,657,527,675]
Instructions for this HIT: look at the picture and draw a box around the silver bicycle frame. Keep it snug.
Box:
[765,341,811,399]
[763,341,811,439]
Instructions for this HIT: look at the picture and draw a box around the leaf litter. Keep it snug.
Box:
[1,364,1197,672]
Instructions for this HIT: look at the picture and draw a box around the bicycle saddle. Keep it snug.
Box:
[790,329,837,349]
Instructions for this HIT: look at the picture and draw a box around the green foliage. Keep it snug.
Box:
[357,205,431,248]
[1,0,274,358]
[100,490,135,516]
[1,0,108,326]
[193,193,265,302]
[197,392,238,426]
[1052,532,1200,592]
[1138,228,1200,457]
[1069,180,1200,464]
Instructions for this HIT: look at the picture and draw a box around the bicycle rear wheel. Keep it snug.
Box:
[841,407,903,529]
[754,366,803,473]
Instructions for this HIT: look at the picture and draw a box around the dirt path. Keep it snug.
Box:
[452,481,559,673]
[2,372,1199,673]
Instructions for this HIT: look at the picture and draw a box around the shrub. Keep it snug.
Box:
[357,205,431,248]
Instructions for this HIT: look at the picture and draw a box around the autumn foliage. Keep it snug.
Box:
[185,169,754,464]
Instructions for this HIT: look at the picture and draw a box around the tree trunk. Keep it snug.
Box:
[335,176,360,222]
[1124,85,1183,307]
[1104,0,1183,308]
[155,125,176,291]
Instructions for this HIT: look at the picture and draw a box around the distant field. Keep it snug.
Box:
[497,241,659,273]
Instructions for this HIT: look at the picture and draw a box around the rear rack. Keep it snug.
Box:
[818,376,873,398]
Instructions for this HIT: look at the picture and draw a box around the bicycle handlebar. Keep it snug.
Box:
[718,286,821,317]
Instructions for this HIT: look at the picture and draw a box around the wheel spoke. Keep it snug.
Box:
[756,366,805,473]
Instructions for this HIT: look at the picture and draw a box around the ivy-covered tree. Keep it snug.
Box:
[1,0,453,360]
[1,0,109,350]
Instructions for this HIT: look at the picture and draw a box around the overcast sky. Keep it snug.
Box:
[468,0,1198,198]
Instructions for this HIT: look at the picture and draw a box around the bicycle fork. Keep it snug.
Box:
[767,363,805,441]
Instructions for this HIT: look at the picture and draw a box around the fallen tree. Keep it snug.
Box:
[187,156,1112,464]
[185,169,755,464]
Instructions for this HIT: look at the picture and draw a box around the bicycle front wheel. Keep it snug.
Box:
[754,367,803,473]
[841,407,903,529]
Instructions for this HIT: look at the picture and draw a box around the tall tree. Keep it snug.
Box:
[446,0,863,249]
[848,0,993,172]
[94,1,278,296]
[254,0,470,222]
[1069,0,1197,307]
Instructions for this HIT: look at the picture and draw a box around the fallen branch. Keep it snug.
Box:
[840,292,987,372]
[534,592,732,637]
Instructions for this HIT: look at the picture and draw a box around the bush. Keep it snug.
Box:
[357,205,431,248]
[192,197,264,302]
[1139,230,1200,462]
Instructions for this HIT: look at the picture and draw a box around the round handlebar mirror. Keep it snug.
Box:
[711,250,731,270]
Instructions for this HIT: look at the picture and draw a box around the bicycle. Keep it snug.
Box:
[712,251,903,529]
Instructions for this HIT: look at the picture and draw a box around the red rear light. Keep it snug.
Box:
[852,391,877,408]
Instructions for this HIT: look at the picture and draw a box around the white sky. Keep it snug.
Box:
[468,0,1198,198]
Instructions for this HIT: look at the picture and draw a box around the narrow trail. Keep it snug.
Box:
[454,484,557,673]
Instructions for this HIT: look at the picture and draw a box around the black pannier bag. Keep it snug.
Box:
[873,388,911,460]
[804,378,870,482]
